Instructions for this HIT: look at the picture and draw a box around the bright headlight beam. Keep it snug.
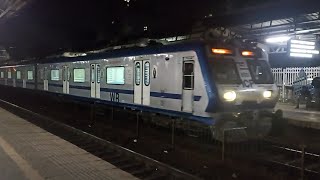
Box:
[263,91,272,98]
[223,91,237,102]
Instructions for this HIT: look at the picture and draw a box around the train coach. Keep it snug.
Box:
[0,39,280,140]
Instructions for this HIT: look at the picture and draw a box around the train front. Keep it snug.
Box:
[205,43,279,140]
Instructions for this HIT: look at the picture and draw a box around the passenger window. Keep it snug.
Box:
[183,61,194,90]
[51,70,59,81]
[106,67,125,85]
[8,71,11,79]
[27,71,33,80]
[144,62,150,86]
[135,62,141,85]
[17,71,21,79]
[73,69,85,83]
[0,72,3,78]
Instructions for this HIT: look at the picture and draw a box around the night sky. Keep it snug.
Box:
[0,0,319,61]
[0,0,222,59]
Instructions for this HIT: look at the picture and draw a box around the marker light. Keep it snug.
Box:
[212,48,232,55]
[223,91,237,102]
[263,91,272,98]
[242,51,255,56]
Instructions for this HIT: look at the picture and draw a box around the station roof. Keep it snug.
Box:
[0,0,29,21]
[231,12,320,42]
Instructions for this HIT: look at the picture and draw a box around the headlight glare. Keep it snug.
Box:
[223,91,237,102]
[263,90,272,98]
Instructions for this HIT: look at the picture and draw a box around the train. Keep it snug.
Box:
[0,39,280,140]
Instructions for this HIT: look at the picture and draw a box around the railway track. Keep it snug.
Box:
[1,86,320,179]
[258,138,320,179]
[0,99,200,180]
[222,137,320,179]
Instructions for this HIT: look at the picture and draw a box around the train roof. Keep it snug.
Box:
[35,40,208,65]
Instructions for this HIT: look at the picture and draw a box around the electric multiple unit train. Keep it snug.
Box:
[0,40,279,138]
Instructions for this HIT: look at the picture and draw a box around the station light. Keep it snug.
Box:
[212,48,233,55]
[290,40,315,46]
[289,39,319,58]
[290,49,319,54]
[291,44,315,50]
[266,36,291,43]
[290,53,313,58]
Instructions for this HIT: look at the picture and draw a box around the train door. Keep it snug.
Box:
[90,64,101,98]
[182,59,194,112]
[62,66,70,94]
[134,60,151,105]
[44,67,48,91]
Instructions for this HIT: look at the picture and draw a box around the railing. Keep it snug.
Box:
[271,67,320,101]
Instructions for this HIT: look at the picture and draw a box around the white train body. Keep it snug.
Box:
[0,40,278,126]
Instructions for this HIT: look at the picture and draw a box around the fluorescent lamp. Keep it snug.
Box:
[266,36,291,43]
[290,49,320,54]
[291,40,315,46]
[291,44,315,50]
[290,53,313,58]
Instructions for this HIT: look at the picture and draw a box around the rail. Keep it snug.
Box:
[0,99,201,180]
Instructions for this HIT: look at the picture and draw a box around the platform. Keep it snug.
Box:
[275,103,320,129]
[0,107,138,180]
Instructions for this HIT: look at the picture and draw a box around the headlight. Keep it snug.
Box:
[223,91,237,102]
[263,90,272,98]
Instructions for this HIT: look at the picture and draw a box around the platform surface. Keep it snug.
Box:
[275,103,320,129]
[0,107,139,180]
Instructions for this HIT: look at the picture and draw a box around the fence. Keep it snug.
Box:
[271,67,320,101]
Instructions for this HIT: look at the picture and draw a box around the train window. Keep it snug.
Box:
[7,71,11,79]
[73,69,85,83]
[0,72,3,78]
[51,69,59,81]
[211,59,241,84]
[135,62,141,85]
[247,60,273,84]
[144,62,150,86]
[183,61,194,90]
[27,71,33,80]
[17,71,21,79]
[106,67,125,85]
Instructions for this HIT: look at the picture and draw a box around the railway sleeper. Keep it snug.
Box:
[91,149,114,156]
[101,153,122,161]
[130,168,156,178]
[109,158,131,165]
[305,163,320,171]
[118,162,145,171]
[81,144,103,151]
[142,171,169,180]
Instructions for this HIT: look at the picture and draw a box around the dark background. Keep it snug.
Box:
[0,0,279,58]
[0,0,320,68]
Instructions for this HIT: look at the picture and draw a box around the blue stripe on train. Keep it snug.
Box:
[48,84,202,101]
